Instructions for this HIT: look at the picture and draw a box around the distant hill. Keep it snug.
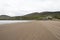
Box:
[0,15,10,17]
[0,11,60,20]
[0,15,10,20]
[24,11,60,16]
[23,11,60,20]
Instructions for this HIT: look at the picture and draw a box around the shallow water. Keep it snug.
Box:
[0,20,31,24]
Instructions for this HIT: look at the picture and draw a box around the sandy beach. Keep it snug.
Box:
[0,21,60,40]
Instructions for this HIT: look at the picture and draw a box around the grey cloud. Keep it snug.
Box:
[0,0,60,16]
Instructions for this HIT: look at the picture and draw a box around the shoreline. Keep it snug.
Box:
[0,21,60,40]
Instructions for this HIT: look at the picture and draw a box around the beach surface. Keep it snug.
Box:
[0,21,60,40]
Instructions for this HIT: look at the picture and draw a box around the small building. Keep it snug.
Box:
[46,16,53,20]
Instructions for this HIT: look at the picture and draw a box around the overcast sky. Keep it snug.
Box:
[0,0,60,16]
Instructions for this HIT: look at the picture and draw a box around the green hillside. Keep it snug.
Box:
[0,11,60,20]
[23,11,60,20]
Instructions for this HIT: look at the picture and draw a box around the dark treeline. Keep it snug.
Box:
[0,11,60,20]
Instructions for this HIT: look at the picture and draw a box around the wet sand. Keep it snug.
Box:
[0,21,60,40]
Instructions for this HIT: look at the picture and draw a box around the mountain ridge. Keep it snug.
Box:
[0,11,60,20]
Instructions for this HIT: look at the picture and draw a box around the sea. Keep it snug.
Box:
[0,20,31,24]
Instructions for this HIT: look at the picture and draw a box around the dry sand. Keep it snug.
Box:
[0,21,60,40]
